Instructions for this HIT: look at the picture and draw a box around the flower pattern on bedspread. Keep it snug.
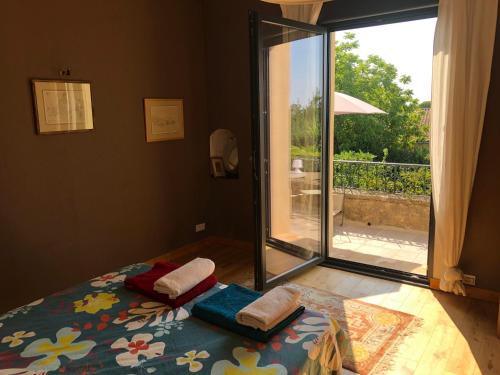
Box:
[20,327,96,372]
[0,263,344,374]
[74,292,119,314]
[90,272,126,288]
[176,350,210,372]
[211,347,287,375]
[0,299,44,322]
[111,333,165,368]
[153,307,189,337]
[111,301,175,332]
[1,330,36,348]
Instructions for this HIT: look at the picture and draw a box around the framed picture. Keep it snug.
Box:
[211,157,226,178]
[32,80,94,134]
[144,98,184,142]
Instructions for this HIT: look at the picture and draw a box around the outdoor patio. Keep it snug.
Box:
[284,158,431,276]
[285,213,429,276]
[330,220,428,275]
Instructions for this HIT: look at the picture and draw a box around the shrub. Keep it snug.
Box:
[333,161,431,196]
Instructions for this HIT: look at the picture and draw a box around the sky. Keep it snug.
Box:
[291,17,437,105]
[291,36,323,105]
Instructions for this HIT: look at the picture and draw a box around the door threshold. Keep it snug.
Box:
[321,258,430,288]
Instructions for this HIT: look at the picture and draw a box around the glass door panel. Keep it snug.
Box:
[327,20,435,283]
[251,15,329,289]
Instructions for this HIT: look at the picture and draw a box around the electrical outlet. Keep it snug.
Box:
[463,274,476,286]
[195,223,206,233]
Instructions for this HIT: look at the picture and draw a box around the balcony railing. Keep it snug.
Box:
[334,160,431,196]
[296,157,431,197]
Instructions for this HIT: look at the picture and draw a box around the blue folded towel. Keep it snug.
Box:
[192,284,305,342]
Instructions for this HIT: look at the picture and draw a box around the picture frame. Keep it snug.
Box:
[144,98,184,142]
[32,79,94,134]
[211,157,226,178]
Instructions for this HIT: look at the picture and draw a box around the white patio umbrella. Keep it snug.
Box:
[334,92,386,115]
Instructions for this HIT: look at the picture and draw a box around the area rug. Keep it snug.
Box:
[286,283,423,375]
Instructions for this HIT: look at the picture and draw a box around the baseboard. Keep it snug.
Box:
[149,239,497,305]
[429,277,500,303]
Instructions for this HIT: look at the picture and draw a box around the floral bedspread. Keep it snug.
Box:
[0,263,345,374]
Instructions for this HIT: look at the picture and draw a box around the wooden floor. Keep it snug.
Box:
[146,238,255,288]
[148,238,500,375]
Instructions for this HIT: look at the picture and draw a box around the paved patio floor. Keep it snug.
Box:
[330,220,428,275]
[284,213,429,275]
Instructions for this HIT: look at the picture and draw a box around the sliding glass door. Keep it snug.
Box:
[251,8,437,290]
[326,14,436,285]
[251,14,330,290]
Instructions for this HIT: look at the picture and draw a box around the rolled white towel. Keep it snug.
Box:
[236,286,301,331]
[153,257,215,298]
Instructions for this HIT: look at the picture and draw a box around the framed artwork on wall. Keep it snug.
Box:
[32,80,94,134]
[144,98,184,142]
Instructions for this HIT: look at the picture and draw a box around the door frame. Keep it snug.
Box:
[250,12,331,290]
[250,7,438,290]
[322,7,438,287]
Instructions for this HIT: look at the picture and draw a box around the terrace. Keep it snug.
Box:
[290,158,431,276]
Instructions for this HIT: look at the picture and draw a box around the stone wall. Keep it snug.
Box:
[291,188,430,231]
[342,191,430,231]
[290,174,430,231]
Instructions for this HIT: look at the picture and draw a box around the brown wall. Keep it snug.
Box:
[203,0,280,241]
[203,0,500,291]
[460,7,500,291]
[2,0,499,313]
[0,0,209,312]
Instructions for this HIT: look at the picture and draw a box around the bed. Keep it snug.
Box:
[0,263,346,374]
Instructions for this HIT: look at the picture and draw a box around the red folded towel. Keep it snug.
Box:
[124,261,217,308]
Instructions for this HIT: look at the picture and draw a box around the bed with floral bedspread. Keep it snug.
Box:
[0,263,346,374]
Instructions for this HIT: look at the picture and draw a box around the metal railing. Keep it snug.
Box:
[295,157,431,196]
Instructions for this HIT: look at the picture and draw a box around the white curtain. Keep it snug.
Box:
[431,0,498,295]
[280,3,323,24]
[261,0,325,24]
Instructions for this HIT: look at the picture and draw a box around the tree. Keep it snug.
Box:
[419,101,431,109]
[291,91,323,156]
[333,32,429,163]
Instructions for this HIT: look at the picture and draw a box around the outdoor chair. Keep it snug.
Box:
[332,189,345,226]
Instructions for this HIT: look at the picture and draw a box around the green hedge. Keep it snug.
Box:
[333,162,431,196]
[291,150,431,196]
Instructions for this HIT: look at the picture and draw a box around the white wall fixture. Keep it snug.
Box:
[209,129,239,178]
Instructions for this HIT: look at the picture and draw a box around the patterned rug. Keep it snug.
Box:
[286,283,423,375]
